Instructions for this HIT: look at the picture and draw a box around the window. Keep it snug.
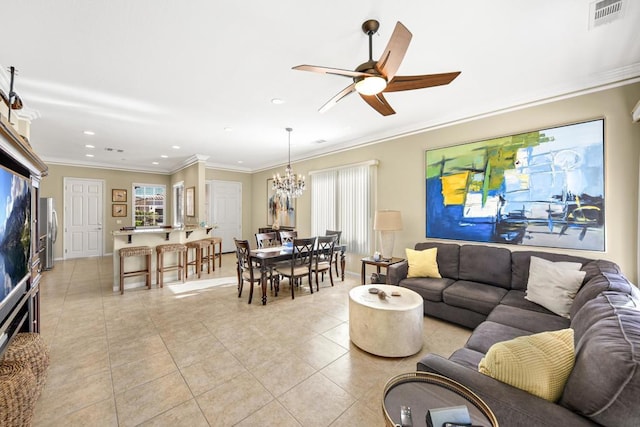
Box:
[133,184,166,226]
[173,182,184,227]
[310,161,377,254]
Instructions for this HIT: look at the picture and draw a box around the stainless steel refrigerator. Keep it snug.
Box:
[39,197,58,270]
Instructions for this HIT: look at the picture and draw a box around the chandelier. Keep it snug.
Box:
[272,127,306,199]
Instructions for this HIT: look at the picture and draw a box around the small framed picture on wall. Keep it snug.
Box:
[112,189,127,202]
[112,204,127,217]
[186,187,195,217]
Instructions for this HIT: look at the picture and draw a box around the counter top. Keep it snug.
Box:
[113,226,214,243]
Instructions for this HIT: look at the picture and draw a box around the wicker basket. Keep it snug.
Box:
[0,360,37,427]
[2,333,50,392]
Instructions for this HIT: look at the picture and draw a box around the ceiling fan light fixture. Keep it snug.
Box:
[355,76,387,96]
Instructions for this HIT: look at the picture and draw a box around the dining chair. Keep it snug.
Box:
[325,230,342,277]
[233,238,262,304]
[255,232,280,288]
[279,230,298,245]
[312,235,337,291]
[275,236,316,299]
[255,232,279,248]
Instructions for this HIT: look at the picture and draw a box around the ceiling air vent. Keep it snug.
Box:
[589,0,624,29]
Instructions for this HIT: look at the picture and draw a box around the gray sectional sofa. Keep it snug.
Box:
[387,242,640,426]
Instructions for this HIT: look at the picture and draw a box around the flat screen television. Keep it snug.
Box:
[0,163,31,324]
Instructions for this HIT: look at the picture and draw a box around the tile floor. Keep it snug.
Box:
[33,254,471,426]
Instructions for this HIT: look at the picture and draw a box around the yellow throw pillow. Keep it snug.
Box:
[406,247,441,278]
[478,328,575,402]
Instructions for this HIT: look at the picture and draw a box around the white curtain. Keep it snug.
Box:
[311,170,337,235]
[311,162,375,254]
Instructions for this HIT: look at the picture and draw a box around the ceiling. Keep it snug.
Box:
[1,1,639,174]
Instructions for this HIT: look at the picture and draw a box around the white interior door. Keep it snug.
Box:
[209,180,242,253]
[64,178,104,259]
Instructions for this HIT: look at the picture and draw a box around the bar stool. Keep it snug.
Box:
[155,243,187,287]
[202,237,223,269]
[186,240,212,279]
[119,246,153,294]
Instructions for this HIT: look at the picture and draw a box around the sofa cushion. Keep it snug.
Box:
[415,242,460,279]
[510,250,591,291]
[399,277,455,302]
[487,304,570,333]
[443,281,508,315]
[465,320,532,354]
[479,329,575,402]
[448,347,485,370]
[459,245,512,288]
[525,256,586,318]
[570,269,637,319]
[406,247,441,278]
[560,292,640,426]
[500,290,558,314]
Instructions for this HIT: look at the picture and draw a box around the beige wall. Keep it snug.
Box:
[251,82,640,282]
[39,82,640,282]
[40,164,171,256]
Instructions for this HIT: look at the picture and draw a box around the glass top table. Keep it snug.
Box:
[382,372,499,427]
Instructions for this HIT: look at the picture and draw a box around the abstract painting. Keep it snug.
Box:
[425,119,604,250]
[267,178,296,227]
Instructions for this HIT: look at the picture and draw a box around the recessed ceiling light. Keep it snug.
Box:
[224,127,233,132]
[83,130,95,136]
[271,98,284,105]
[85,154,94,157]
[160,154,168,158]
[237,160,243,164]
[152,161,159,165]
[85,144,95,149]
[172,145,180,150]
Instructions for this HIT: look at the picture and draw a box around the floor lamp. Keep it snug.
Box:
[374,210,403,260]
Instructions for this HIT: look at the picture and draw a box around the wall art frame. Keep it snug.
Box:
[112,188,127,202]
[112,204,127,217]
[425,119,605,251]
[267,178,296,227]
[185,186,195,217]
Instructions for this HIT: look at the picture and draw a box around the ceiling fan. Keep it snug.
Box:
[293,19,461,116]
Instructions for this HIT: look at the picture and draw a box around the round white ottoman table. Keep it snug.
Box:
[348,284,424,357]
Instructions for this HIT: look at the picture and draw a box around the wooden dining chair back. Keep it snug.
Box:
[275,236,316,299]
[312,235,337,291]
[234,238,261,304]
[325,230,342,277]
[279,230,298,244]
[255,232,279,248]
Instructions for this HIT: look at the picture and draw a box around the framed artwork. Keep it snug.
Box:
[112,189,127,202]
[267,178,296,227]
[425,119,605,251]
[112,204,127,217]
[186,186,195,217]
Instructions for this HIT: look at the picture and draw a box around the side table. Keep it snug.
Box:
[360,256,405,284]
[349,285,423,357]
[382,372,499,427]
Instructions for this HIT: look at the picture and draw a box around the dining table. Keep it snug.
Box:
[249,243,347,305]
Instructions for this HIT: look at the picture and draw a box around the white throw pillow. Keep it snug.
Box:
[525,256,586,319]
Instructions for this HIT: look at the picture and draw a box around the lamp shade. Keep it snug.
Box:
[374,210,403,231]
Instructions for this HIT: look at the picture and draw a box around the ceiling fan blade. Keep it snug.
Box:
[319,83,356,113]
[360,92,396,116]
[293,65,373,78]
[375,21,412,80]
[385,71,461,92]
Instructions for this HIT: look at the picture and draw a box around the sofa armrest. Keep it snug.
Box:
[387,260,408,285]
[417,354,597,427]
